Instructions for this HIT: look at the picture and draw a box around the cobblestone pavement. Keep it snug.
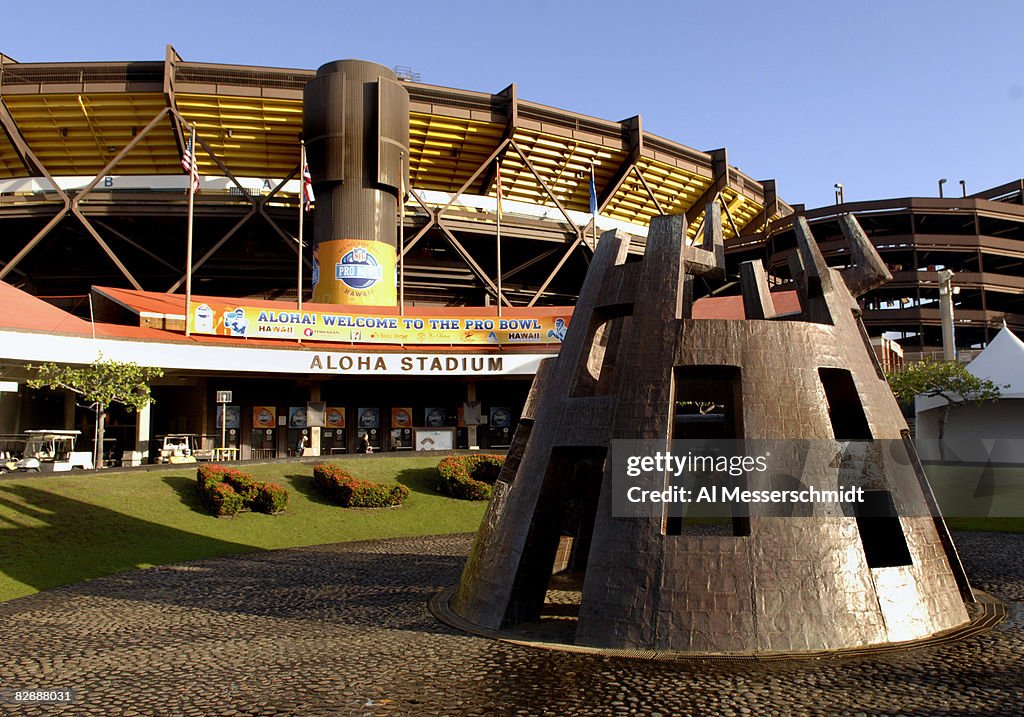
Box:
[0,532,1021,717]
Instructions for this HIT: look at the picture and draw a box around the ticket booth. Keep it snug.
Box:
[357,407,381,452]
[488,406,513,448]
[287,406,308,455]
[390,407,413,451]
[322,406,346,453]
[251,406,277,459]
[216,405,241,451]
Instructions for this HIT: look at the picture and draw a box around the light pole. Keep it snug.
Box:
[938,178,947,198]
[216,390,232,457]
[834,183,844,205]
[959,179,967,198]
[937,269,956,361]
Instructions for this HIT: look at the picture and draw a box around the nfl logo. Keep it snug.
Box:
[352,247,367,263]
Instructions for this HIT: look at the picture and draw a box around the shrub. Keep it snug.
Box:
[196,464,289,516]
[311,463,408,508]
[206,481,245,517]
[436,454,506,500]
[249,482,290,514]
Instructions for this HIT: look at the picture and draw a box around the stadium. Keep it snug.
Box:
[0,46,1020,461]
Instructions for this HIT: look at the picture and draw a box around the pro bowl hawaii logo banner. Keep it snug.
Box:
[325,407,346,428]
[187,300,571,346]
[252,406,276,429]
[312,238,397,306]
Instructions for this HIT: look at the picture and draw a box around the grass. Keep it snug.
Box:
[0,456,1021,605]
[924,463,1024,534]
[0,455,487,603]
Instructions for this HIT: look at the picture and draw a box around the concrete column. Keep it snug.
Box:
[309,382,322,456]
[135,402,151,457]
[467,381,479,450]
[63,390,76,430]
[197,378,209,435]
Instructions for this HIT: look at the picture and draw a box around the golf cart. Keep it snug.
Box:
[15,430,94,472]
[157,434,214,464]
[0,433,23,473]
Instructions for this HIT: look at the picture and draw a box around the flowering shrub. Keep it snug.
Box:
[436,454,506,500]
[196,464,289,516]
[312,463,408,508]
[249,482,290,514]
[206,481,246,517]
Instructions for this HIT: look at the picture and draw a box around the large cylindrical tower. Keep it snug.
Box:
[303,59,409,306]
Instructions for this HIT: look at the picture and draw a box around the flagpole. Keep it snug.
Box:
[591,162,598,250]
[298,141,305,313]
[185,125,196,338]
[496,158,502,318]
[399,150,406,317]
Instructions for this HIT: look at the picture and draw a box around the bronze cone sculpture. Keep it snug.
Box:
[450,206,972,653]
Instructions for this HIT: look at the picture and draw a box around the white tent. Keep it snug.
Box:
[916,324,1024,463]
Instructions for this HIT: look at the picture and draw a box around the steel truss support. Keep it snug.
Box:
[738,179,778,236]
[167,207,258,292]
[400,188,436,257]
[167,108,318,291]
[0,97,73,282]
[526,235,584,307]
[93,220,179,272]
[631,164,665,216]
[508,139,580,234]
[436,223,512,307]
[2,101,176,288]
[432,137,514,306]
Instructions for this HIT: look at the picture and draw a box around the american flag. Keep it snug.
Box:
[181,135,199,193]
[589,163,597,215]
[302,160,315,211]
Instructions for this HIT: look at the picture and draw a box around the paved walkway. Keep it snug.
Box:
[0,532,1021,716]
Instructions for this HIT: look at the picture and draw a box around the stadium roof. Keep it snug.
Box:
[0,46,789,240]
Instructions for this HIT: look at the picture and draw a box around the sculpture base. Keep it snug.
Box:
[431,585,1006,662]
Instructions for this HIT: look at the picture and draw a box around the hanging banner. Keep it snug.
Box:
[312,239,397,306]
[325,407,346,428]
[186,300,571,346]
[391,407,413,429]
[424,407,447,427]
[357,407,380,429]
[288,406,307,428]
[253,406,277,429]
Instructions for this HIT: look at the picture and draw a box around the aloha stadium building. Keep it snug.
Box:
[0,47,1020,462]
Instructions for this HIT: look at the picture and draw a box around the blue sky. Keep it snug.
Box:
[4,1,1022,208]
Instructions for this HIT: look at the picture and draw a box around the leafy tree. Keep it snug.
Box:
[26,357,164,468]
[885,359,1004,454]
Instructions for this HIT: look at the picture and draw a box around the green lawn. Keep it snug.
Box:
[0,456,487,603]
[925,463,1024,534]
[0,457,1021,605]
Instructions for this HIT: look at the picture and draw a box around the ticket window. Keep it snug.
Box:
[216,406,241,449]
[488,407,514,449]
[357,428,380,452]
[391,427,413,450]
[287,428,309,456]
[356,408,380,452]
[251,428,276,451]
[222,428,240,449]
[322,429,346,454]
